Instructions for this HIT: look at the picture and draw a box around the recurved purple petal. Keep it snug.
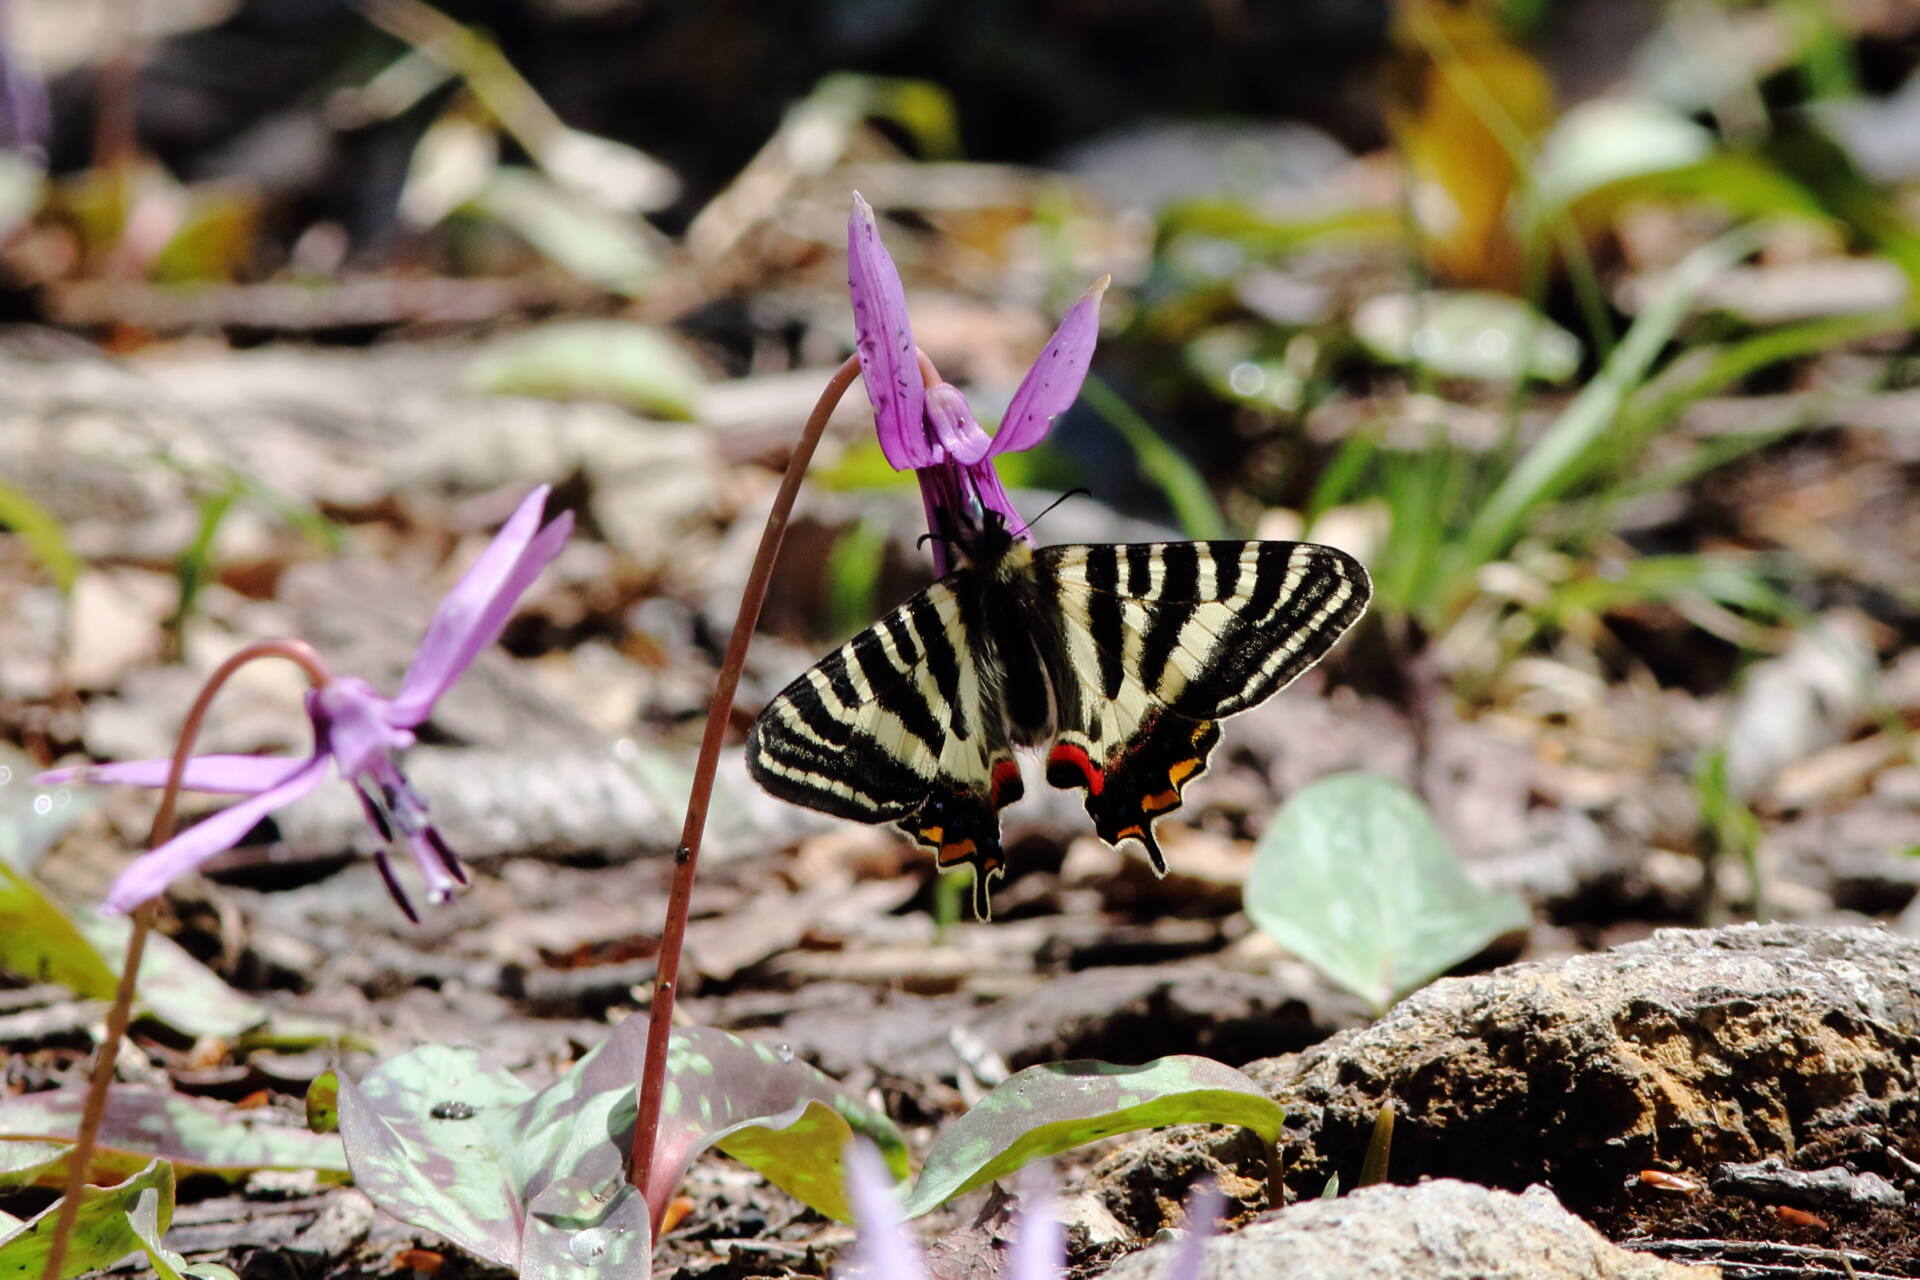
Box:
[990,275,1108,457]
[926,383,992,465]
[101,753,331,914]
[849,193,931,470]
[843,1140,924,1280]
[36,754,307,796]
[389,489,573,725]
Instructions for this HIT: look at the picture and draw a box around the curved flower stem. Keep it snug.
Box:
[630,354,862,1215]
[40,638,332,1280]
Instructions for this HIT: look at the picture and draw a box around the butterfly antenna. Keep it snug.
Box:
[1024,487,1092,534]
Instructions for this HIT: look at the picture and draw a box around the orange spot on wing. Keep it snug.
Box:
[1114,825,1145,843]
[937,838,978,866]
[1143,789,1180,813]
[1168,757,1201,786]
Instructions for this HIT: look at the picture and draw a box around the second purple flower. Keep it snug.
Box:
[41,486,574,920]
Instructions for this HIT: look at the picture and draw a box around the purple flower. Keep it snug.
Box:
[848,193,1106,576]
[40,486,573,920]
[840,1143,1222,1280]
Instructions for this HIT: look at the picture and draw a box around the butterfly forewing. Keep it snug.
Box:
[1035,540,1370,873]
[1042,541,1370,718]
[746,579,1020,916]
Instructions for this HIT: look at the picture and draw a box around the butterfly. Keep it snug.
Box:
[747,515,1370,918]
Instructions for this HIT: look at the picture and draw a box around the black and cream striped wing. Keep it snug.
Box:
[1033,540,1370,870]
[745,580,1022,916]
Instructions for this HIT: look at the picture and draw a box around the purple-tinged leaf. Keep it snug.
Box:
[326,1014,909,1275]
[0,1088,348,1189]
[330,1046,529,1269]
[73,910,270,1039]
[899,1057,1283,1217]
[989,276,1107,457]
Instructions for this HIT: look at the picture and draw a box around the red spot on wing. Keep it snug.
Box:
[1046,742,1105,796]
[990,758,1023,808]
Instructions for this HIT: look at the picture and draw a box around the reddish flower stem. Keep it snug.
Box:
[40,638,332,1280]
[630,354,862,1217]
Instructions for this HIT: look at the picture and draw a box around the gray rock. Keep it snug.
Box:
[1260,924,1920,1213]
[1088,925,1920,1228]
[1100,1181,1712,1280]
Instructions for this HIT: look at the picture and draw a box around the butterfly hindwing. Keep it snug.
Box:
[745,580,1020,917]
[1036,540,1370,869]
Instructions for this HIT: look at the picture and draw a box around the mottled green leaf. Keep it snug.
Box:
[1352,291,1581,384]
[467,320,705,420]
[127,1185,240,1280]
[0,862,115,996]
[518,1175,651,1280]
[0,1157,172,1280]
[0,1087,349,1189]
[900,1057,1284,1217]
[0,861,270,1039]
[513,1020,908,1226]
[75,910,270,1039]
[306,1071,340,1135]
[0,1142,111,1193]
[1246,772,1530,1013]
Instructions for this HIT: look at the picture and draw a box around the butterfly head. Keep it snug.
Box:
[950,507,1030,577]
